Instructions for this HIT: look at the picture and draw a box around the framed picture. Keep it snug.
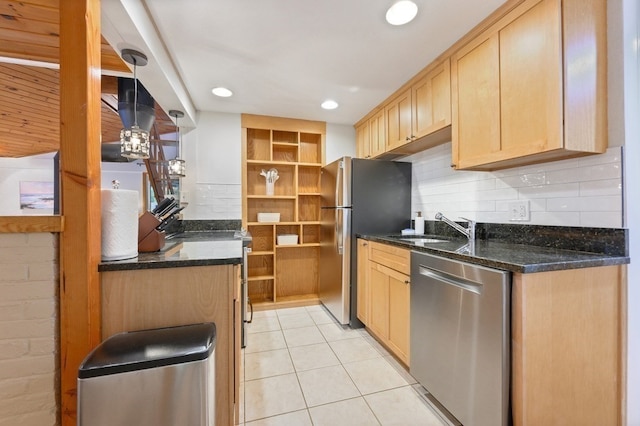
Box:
[19,181,54,211]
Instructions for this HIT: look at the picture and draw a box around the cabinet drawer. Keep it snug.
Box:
[369,241,410,275]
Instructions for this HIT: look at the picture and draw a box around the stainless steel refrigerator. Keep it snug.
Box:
[320,157,411,326]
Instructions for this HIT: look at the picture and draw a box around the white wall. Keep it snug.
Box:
[407,144,623,227]
[180,113,356,220]
[326,123,356,164]
[0,157,145,216]
[619,0,640,423]
[0,157,56,216]
[0,233,58,426]
[180,111,242,220]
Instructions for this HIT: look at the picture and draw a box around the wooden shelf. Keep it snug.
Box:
[243,116,325,306]
[247,195,296,199]
[248,250,274,256]
[276,243,321,248]
[246,160,300,166]
[248,275,274,281]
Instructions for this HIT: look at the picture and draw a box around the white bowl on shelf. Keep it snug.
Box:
[277,234,298,245]
[257,213,280,222]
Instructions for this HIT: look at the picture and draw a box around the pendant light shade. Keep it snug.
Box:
[168,109,186,178]
[120,49,150,159]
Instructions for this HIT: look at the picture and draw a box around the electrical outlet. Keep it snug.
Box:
[180,190,189,205]
[509,200,530,221]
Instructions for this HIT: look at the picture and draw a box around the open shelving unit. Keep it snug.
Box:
[242,114,326,309]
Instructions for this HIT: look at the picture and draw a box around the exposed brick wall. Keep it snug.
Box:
[0,233,58,426]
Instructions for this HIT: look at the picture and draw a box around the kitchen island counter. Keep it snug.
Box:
[98,231,246,272]
[360,224,629,273]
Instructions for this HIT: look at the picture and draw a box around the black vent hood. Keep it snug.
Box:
[117,77,156,132]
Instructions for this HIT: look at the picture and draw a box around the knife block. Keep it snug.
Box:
[138,211,166,252]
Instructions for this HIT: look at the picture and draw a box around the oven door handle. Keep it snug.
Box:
[418,266,482,295]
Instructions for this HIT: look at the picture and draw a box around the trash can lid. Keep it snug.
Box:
[78,323,216,379]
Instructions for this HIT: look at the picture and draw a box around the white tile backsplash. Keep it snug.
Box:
[190,183,242,220]
[407,144,623,228]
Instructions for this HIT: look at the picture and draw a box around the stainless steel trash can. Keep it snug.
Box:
[77,323,216,426]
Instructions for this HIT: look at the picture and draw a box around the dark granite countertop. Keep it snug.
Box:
[98,230,247,272]
[360,228,629,274]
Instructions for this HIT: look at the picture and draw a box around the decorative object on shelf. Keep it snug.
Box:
[260,168,279,195]
[257,212,280,223]
[168,109,186,178]
[120,49,150,159]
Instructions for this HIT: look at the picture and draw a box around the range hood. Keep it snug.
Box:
[117,76,156,132]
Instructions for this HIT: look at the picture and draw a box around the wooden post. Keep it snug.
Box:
[59,0,102,424]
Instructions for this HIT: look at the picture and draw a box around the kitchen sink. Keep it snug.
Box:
[400,238,450,244]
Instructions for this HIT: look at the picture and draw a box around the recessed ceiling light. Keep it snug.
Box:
[212,87,233,97]
[321,100,339,110]
[386,1,418,26]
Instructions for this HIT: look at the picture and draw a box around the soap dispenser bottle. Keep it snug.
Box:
[414,211,425,235]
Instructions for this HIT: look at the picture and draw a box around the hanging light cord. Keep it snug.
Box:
[176,114,180,158]
[133,58,138,128]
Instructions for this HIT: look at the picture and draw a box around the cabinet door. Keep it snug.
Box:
[451,34,501,169]
[385,89,412,150]
[388,270,410,365]
[412,59,451,140]
[368,262,389,340]
[356,239,370,324]
[355,122,370,159]
[452,0,563,170]
[499,0,562,160]
[369,110,386,157]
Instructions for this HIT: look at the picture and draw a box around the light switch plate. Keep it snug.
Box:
[509,200,530,221]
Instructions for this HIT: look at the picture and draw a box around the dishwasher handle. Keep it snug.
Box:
[418,265,482,295]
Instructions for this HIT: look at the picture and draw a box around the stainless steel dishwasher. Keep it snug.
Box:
[410,251,510,426]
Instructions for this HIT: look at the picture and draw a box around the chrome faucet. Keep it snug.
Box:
[435,212,476,244]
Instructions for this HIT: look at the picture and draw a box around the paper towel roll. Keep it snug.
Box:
[101,189,139,261]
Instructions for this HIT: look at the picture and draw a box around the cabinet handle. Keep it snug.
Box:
[363,242,368,246]
[450,164,456,168]
[405,136,411,141]
[404,280,410,284]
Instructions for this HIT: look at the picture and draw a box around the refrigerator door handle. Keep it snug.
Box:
[335,160,343,208]
[336,208,343,255]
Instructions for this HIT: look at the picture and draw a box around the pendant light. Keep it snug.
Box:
[168,109,186,178]
[120,49,150,159]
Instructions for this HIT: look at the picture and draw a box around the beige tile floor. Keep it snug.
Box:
[238,305,449,425]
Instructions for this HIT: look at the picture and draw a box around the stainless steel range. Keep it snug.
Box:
[236,230,252,348]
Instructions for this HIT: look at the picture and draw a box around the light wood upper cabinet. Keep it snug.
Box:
[451,0,606,170]
[369,109,386,157]
[356,110,386,159]
[412,58,452,141]
[355,121,370,159]
[383,59,453,157]
[385,89,412,151]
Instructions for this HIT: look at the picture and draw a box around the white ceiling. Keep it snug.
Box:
[102,0,507,127]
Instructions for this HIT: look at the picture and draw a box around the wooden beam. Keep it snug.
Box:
[58,0,102,424]
[0,216,63,233]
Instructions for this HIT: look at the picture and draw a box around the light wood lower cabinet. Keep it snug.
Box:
[511,265,624,426]
[359,240,410,365]
[356,239,370,323]
[101,264,241,426]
